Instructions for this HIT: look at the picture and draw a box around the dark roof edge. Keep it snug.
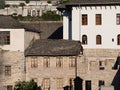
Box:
[57,2,120,10]
[67,2,120,6]
[25,54,79,57]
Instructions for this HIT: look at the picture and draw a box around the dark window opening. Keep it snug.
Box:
[85,80,91,90]
[0,31,10,45]
[82,35,87,45]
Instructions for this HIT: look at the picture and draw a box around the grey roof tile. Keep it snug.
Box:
[25,39,83,56]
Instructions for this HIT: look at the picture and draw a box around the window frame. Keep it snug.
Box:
[96,14,102,25]
[31,56,38,68]
[82,35,88,45]
[116,14,120,25]
[5,65,11,76]
[0,31,10,45]
[56,57,63,68]
[96,35,102,45]
[44,78,50,89]
[56,78,63,89]
[43,57,50,68]
[82,14,88,25]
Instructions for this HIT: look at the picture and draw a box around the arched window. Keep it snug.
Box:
[82,35,87,44]
[117,34,120,45]
[96,35,102,45]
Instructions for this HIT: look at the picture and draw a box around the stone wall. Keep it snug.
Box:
[77,49,120,90]
[0,50,25,90]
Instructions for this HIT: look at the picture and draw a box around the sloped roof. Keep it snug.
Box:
[0,15,40,33]
[21,21,63,39]
[25,39,83,56]
[57,0,120,10]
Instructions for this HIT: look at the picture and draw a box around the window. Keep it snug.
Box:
[56,78,63,89]
[116,14,120,25]
[5,66,11,76]
[7,85,13,90]
[82,35,87,45]
[0,31,10,45]
[56,57,63,68]
[99,61,107,70]
[44,78,50,89]
[85,80,91,90]
[44,57,50,68]
[117,34,120,45]
[96,14,102,25]
[96,35,102,45]
[69,57,75,67]
[82,14,88,25]
[99,80,104,87]
[98,80,104,90]
[31,56,38,68]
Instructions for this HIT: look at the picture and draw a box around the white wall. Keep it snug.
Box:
[0,29,25,51]
[64,6,120,49]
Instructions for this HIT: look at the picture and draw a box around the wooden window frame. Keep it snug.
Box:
[56,78,63,89]
[96,35,102,45]
[44,57,50,68]
[56,57,63,68]
[0,31,10,45]
[116,14,120,25]
[82,14,88,25]
[44,78,50,89]
[7,85,13,90]
[96,14,102,25]
[117,34,120,45]
[31,56,38,68]
[5,65,11,76]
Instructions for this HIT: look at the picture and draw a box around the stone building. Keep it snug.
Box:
[57,0,120,90]
[0,15,40,90]
[25,39,83,90]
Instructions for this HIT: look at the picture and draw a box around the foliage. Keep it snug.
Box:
[5,4,10,8]
[41,10,61,21]
[25,0,30,3]
[14,80,41,90]
[47,0,51,4]
[19,3,25,7]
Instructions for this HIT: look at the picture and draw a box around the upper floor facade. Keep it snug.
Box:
[59,0,120,49]
[0,15,40,51]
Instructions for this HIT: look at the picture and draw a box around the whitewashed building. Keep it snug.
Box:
[0,15,40,90]
[58,0,120,90]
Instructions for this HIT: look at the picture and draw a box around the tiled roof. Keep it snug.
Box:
[21,21,63,39]
[57,0,120,10]
[0,15,40,33]
[25,39,83,56]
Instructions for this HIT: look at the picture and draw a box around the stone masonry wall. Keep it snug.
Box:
[0,50,25,90]
[77,49,120,90]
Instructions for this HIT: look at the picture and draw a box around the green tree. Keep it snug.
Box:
[25,0,30,4]
[42,10,61,21]
[14,80,41,90]
[19,3,25,16]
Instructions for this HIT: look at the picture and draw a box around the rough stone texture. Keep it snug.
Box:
[77,49,119,90]
[0,50,25,90]
[26,49,120,90]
